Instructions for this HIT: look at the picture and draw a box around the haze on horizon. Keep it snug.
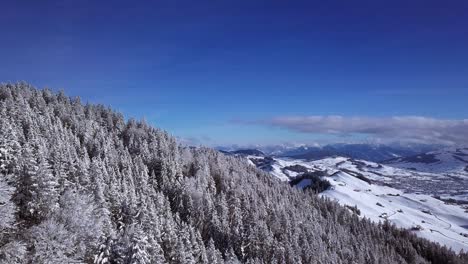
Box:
[1,0,468,147]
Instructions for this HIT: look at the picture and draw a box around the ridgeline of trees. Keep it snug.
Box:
[0,83,467,263]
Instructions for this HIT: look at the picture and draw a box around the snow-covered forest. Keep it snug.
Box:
[1,83,467,264]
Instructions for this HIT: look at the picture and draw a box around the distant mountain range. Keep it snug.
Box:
[218,143,438,162]
[384,146,468,175]
[219,149,265,156]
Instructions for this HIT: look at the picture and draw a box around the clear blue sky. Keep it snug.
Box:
[1,0,468,146]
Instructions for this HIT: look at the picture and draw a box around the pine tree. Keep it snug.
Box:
[206,238,224,264]
[128,227,151,264]
[0,120,21,175]
[0,240,27,264]
[29,218,77,264]
[13,144,38,225]
[225,247,241,264]
[31,153,59,220]
[55,190,104,261]
[0,177,15,233]
[94,237,112,264]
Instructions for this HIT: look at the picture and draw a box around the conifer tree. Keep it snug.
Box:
[0,177,15,233]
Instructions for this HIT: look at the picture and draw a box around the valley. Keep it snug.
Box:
[233,151,468,252]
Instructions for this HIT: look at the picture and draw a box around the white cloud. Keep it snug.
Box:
[253,116,468,145]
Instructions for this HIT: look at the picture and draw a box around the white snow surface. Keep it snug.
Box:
[385,147,468,176]
[250,155,468,252]
[322,170,468,252]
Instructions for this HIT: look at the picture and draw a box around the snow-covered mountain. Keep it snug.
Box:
[229,149,265,156]
[384,147,468,176]
[245,155,468,252]
[277,144,425,162]
[4,84,468,263]
[220,143,438,162]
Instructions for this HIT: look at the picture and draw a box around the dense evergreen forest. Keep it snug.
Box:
[0,83,467,263]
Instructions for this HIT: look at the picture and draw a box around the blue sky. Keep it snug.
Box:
[1,0,468,146]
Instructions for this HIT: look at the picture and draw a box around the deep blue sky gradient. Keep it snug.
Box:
[1,0,468,145]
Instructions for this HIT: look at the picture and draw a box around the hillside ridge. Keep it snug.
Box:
[1,83,467,263]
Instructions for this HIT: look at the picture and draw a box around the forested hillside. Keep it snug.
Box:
[0,83,467,264]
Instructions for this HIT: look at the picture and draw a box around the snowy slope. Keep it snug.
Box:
[322,170,468,253]
[247,155,468,252]
[322,156,468,202]
[384,147,468,176]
